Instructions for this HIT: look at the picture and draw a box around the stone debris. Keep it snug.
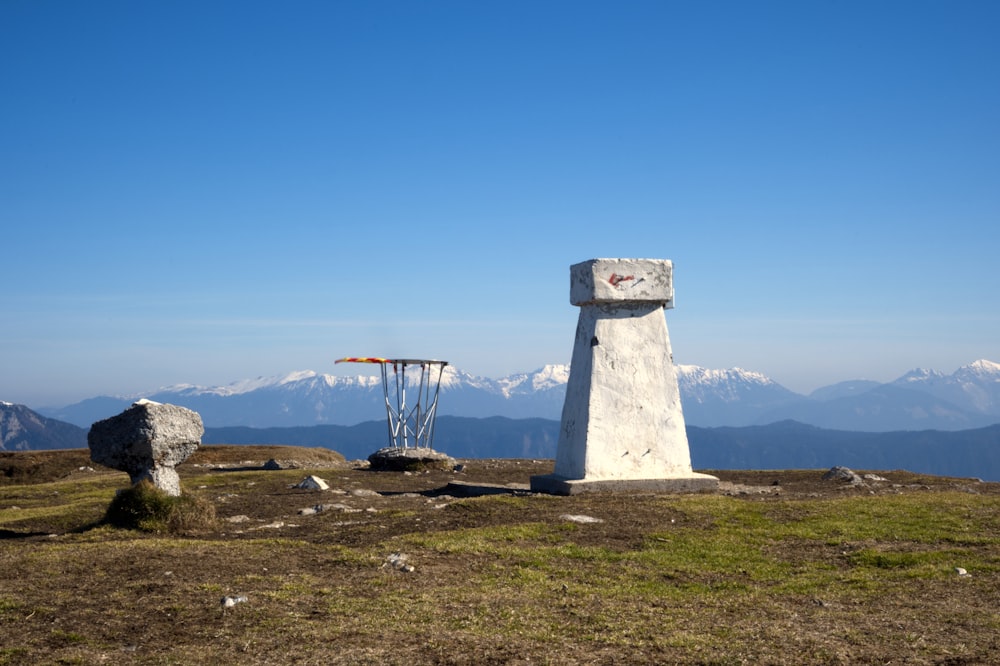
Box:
[295,475,329,490]
[349,488,379,497]
[226,515,251,523]
[560,514,604,524]
[864,473,889,482]
[384,552,415,572]
[822,466,865,485]
[298,503,363,515]
[444,481,531,497]
[321,503,362,513]
[88,399,203,496]
[719,481,781,496]
[955,567,971,577]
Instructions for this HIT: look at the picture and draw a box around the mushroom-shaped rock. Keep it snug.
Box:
[88,399,203,496]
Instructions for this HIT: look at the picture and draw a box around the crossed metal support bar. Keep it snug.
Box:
[335,357,448,450]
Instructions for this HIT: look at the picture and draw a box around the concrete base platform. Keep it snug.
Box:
[368,447,455,472]
[530,473,719,496]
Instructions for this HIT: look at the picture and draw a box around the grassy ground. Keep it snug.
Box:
[1,446,999,665]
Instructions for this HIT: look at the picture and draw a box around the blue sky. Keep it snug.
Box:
[2,0,998,408]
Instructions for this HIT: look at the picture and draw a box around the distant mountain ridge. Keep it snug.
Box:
[893,360,1000,414]
[34,359,1000,432]
[0,401,87,451]
[201,418,1000,482]
[4,403,999,481]
[674,364,804,426]
[40,364,571,429]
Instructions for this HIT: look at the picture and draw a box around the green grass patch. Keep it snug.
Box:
[0,476,122,532]
[103,481,217,533]
[0,648,30,666]
[394,492,1000,614]
[402,520,567,555]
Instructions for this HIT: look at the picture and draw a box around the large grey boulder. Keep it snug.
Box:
[88,399,203,496]
[822,466,865,485]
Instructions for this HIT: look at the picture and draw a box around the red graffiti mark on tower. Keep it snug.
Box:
[609,273,635,287]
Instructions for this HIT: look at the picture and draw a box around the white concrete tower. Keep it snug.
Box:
[531,258,718,494]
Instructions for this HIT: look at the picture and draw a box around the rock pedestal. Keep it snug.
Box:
[531,258,718,495]
[88,399,203,496]
[368,447,456,472]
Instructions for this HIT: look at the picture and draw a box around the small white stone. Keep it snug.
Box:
[560,514,604,524]
[385,553,414,572]
[295,475,329,490]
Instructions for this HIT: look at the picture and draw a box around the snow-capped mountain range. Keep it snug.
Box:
[36,360,1000,432]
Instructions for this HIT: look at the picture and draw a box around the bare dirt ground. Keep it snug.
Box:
[2,446,999,665]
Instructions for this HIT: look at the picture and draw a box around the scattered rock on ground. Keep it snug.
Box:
[295,475,329,490]
[560,514,604,524]
[318,503,362,513]
[719,481,781,496]
[822,466,865,485]
[384,552,415,572]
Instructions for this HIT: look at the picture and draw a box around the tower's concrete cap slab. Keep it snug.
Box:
[570,258,673,307]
